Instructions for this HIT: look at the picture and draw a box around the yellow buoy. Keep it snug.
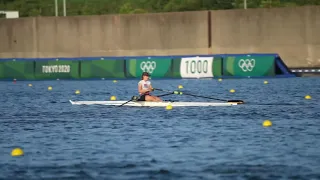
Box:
[263,120,272,127]
[11,148,24,157]
[264,81,268,84]
[305,95,311,100]
[229,89,235,93]
[113,80,117,83]
[166,104,173,110]
[110,96,116,101]
[28,84,32,87]
[218,78,222,82]
[178,85,183,89]
[75,90,80,94]
[48,86,52,91]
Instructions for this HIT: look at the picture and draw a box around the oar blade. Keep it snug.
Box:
[227,100,244,104]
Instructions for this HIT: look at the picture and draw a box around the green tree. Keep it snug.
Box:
[0,0,319,17]
[296,0,320,5]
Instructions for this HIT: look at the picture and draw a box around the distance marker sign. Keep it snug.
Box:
[180,57,213,78]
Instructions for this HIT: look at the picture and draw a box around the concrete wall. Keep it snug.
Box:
[211,6,320,68]
[0,11,208,58]
[0,6,319,67]
[0,18,37,58]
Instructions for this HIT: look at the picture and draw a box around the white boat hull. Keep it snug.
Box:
[69,100,238,107]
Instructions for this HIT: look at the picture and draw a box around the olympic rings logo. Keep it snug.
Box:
[238,59,255,72]
[140,61,157,73]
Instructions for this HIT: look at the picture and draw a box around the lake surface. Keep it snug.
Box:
[0,77,319,180]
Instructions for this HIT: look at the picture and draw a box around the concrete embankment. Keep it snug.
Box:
[0,6,319,68]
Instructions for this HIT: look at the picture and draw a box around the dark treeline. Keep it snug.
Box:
[0,0,319,17]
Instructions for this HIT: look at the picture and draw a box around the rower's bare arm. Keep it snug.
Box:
[138,84,143,94]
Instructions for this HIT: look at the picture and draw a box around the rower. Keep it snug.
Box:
[137,72,162,102]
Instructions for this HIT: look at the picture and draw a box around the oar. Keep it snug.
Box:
[153,88,244,104]
[118,96,139,107]
[157,92,174,97]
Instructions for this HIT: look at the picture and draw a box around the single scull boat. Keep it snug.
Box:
[69,100,238,107]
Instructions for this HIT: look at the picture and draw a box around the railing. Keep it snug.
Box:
[290,68,320,73]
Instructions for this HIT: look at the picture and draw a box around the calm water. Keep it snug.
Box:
[0,77,319,180]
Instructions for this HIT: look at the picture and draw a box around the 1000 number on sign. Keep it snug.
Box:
[185,60,208,74]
